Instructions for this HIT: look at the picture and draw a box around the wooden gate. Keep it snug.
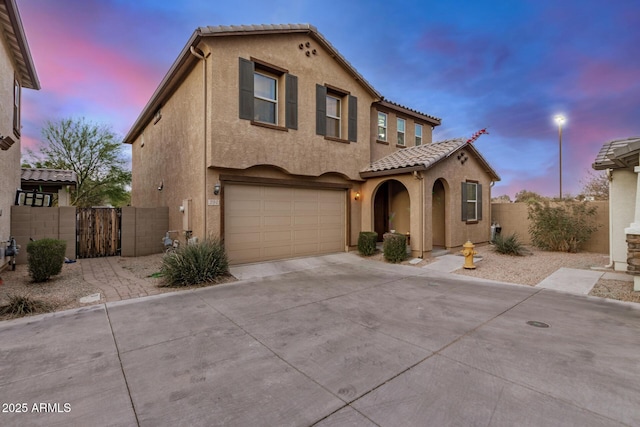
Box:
[77,208,121,258]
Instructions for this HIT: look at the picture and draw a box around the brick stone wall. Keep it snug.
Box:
[626,234,640,275]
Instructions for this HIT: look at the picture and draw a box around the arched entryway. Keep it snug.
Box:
[373,180,410,241]
[432,179,446,248]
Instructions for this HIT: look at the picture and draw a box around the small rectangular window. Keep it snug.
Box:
[461,181,482,222]
[13,78,20,136]
[254,72,277,124]
[397,118,406,146]
[415,124,423,146]
[326,95,341,138]
[378,112,387,141]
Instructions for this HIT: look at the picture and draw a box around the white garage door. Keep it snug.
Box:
[224,184,346,264]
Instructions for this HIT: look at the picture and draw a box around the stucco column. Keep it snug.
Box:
[624,155,640,290]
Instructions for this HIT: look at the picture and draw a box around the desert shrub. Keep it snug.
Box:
[528,201,599,253]
[383,233,407,263]
[493,233,524,256]
[161,238,229,286]
[0,294,52,317]
[27,238,66,282]
[358,231,378,256]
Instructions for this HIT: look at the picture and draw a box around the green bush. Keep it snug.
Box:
[383,233,407,263]
[493,233,524,256]
[358,231,378,256]
[27,238,66,282]
[161,238,229,286]
[528,201,600,253]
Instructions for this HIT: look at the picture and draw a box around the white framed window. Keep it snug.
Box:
[326,95,341,138]
[415,124,423,146]
[461,181,482,222]
[378,112,388,141]
[254,72,277,124]
[397,118,406,146]
[13,78,20,136]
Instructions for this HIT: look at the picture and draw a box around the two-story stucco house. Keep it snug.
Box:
[124,24,499,264]
[0,0,39,267]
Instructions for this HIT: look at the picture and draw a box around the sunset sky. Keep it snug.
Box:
[16,0,640,198]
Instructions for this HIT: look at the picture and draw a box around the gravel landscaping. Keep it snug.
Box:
[0,246,637,320]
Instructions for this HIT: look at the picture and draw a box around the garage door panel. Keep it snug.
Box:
[225,185,345,264]
[294,216,319,226]
[263,215,293,227]
[263,231,293,243]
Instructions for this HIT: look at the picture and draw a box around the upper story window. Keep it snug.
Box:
[254,72,277,124]
[397,118,406,146]
[239,57,297,130]
[316,84,357,142]
[377,112,388,141]
[415,124,423,146]
[461,181,483,222]
[13,78,20,137]
[326,95,341,138]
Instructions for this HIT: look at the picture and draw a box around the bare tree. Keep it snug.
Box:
[581,170,609,201]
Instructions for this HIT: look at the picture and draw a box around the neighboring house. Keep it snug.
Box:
[124,24,500,264]
[0,0,39,264]
[20,168,77,207]
[593,137,640,290]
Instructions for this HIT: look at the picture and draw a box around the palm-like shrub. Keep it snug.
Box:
[493,233,524,256]
[161,238,229,286]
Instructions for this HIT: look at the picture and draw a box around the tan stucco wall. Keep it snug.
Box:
[130,59,206,239]
[370,106,434,163]
[422,149,493,250]
[491,201,609,254]
[611,169,636,269]
[204,34,377,180]
[360,148,494,258]
[131,32,379,242]
[0,31,20,247]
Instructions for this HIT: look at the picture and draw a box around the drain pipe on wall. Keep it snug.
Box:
[190,46,208,239]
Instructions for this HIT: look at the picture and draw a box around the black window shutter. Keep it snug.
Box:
[316,84,327,136]
[285,74,298,130]
[348,95,357,142]
[239,58,254,120]
[477,184,483,221]
[461,182,468,221]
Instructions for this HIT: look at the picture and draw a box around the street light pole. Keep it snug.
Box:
[554,115,565,199]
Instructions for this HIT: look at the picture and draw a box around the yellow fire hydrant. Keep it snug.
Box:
[461,240,477,269]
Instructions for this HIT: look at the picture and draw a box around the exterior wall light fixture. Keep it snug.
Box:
[213,183,221,195]
[354,191,360,201]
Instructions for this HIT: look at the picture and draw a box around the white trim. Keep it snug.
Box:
[378,112,388,141]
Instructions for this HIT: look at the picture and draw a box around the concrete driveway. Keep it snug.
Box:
[0,253,638,426]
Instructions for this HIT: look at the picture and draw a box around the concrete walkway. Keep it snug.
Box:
[1,253,638,426]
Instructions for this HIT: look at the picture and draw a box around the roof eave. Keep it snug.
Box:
[360,165,427,178]
[1,0,40,89]
[124,29,202,144]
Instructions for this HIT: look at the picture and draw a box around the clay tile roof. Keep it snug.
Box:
[21,168,77,184]
[592,137,640,170]
[376,99,441,125]
[361,138,500,181]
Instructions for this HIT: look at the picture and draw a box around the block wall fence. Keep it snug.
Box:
[491,201,609,254]
[9,206,168,264]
